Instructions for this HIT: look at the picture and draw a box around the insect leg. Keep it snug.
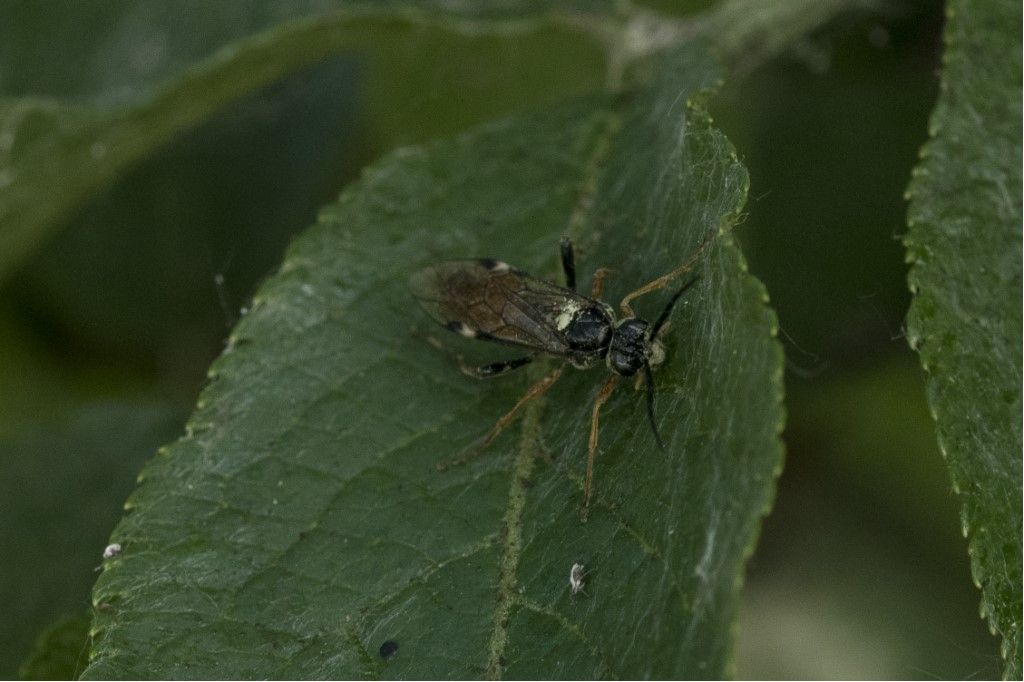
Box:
[480,366,563,447]
[462,356,533,379]
[581,374,620,521]
[437,367,564,470]
[618,230,715,317]
[589,267,613,299]
[559,237,576,291]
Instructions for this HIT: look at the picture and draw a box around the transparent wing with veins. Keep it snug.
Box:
[410,259,600,355]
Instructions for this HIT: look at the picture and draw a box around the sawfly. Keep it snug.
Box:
[410,236,701,519]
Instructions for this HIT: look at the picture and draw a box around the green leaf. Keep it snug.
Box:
[0,6,607,285]
[0,3,613,98]
[904,0,1022,677]
[84,39,783,678]
[0,402,184,679]
[18,615,90,681]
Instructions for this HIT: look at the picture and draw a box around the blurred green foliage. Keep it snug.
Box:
[13,56,368,392]
[0,0,1017,678]
[716,2,1008,677]
[18,615,91,680]
[0,403,184,678]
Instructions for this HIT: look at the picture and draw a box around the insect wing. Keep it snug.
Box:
[410,260,593,354]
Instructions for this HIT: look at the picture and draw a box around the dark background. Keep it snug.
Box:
[716,4,999,676]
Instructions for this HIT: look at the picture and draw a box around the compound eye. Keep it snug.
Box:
[564,307,612,351]
[609,349,643,376]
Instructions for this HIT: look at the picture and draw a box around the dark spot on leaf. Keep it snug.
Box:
[379,640,399,659]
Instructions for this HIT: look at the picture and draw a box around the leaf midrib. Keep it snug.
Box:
[480,98,627,678]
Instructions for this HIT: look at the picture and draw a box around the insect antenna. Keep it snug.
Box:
[643,362,664,451]
[644,276,699,449]
[651,276,699,340]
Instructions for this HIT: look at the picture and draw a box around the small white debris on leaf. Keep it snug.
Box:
[569,562,586,595]
[102,543,122,559]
